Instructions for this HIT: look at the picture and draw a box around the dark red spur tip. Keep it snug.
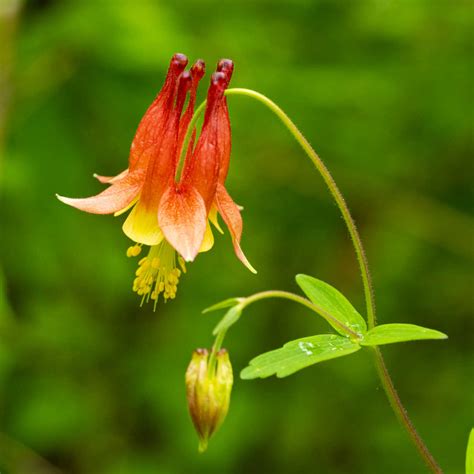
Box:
[177,71,193,97]
[217,59,234,80]
[207,72,228,101]
[211,71,227,88]
[172,53,188,66]
[207,72,229,103]
[179,70,192,85]
[170,53,188,74]
[191,59,206,81]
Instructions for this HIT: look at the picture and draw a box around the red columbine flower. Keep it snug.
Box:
[57,54,254,308]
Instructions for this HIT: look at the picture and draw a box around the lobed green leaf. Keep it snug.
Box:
[241,334,360,379]
[295,274,367,335]
[360,323,447,346]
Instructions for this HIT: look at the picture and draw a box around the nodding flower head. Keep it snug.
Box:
[57,54,255,309]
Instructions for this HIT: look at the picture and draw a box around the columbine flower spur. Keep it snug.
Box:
[57,54,255,308]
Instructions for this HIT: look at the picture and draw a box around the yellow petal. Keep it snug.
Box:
[209,203,224,234]
[199,220,214,253]
[122,202,164,246]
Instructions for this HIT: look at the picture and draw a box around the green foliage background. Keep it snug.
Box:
[0,0,472,473]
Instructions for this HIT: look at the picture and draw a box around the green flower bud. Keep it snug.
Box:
[185,348,233,452]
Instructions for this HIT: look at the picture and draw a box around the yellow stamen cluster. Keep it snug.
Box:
[126,244,142,257]
[128,240,187,309]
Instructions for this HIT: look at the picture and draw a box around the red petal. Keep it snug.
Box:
[57,170,144,215]
[136,72,191,220]
[215,183,256,273]
[158,185,207,262]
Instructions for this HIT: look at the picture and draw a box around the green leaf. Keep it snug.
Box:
[295,274,367,335]
[203,297,243,313]
[466,428,474,474]
[212,305,243,335]
[240,334,360,379]
[360,324,448,346]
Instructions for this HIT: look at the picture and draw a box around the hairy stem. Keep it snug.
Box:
[187,86,441,472]
[373,348,442,472]
[225,88,376,328]
[183,88,377,325]
[217,88,440,472]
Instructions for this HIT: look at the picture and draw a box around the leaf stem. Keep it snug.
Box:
[241,290,360,339]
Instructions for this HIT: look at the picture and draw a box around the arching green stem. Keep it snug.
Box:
[188,88,442,473]
[181,88,376,326]
[226,89,377,328]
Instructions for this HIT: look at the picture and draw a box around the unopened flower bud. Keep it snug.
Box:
[185,348,233,452]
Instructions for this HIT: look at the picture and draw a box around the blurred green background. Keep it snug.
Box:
[0,0,473,473]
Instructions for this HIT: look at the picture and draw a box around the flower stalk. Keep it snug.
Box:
[191,87,442,472]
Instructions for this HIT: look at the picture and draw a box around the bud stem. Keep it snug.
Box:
[208,329,227,376]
